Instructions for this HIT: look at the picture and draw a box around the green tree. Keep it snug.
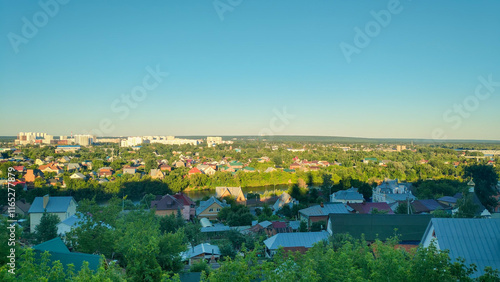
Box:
[35,212,60,243]
[394,201,412,214]
[299,220,308,232]
[157,230,187,272]
[455,193,478,218]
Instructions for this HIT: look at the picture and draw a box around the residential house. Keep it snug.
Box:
[227,161,244,169]
[35,159,45,166]
[362,158,377,164]
[159,164,172,172]
[150,169,165,180]
[421,218,500,278]
[437,196,458,208]
[56,214,83,236]
[272,192,298,214]
[173,192,196,220]
[196,197,230,219]
[173,161,185,168]
[12,166,26,173]
[98,167,113,177]
[67,163,81,172]
[411,199,449,214]
[33,237,100,271]
[69,173,86,180]
[150,195,183,217]
[28,195,77,233]
[299,202,350,228]
[14,199,31,217]
[327,213,432,243]
[289,163,301,170]
[181,243,220,265]
[59,156,71,163]
[263,231,329,258]
[197,164,216,176]
[347,202,394,214]
[39,163,64,174]
[264,167,276,173]
[123,166,137,175]
[24,169,44,183]
[264,221,292,236]
[215,186,247,204]
[330,187,364,203]
[372,179,416,204]
[188,167,203,176]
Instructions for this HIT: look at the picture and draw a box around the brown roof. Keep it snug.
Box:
[151,195,183,211]
[173,193,195,206]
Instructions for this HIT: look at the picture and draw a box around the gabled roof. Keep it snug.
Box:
[28,196,76,213]
[437,196,458,204]
[33,237,101,271]
[411,199,446,213]
[173,193,195,206]
[332,187,364,201]
[423,218,500,278]
[33,237,70,253]
[299,203,350,217]
[215,186,245,200]
[15,199,31,213]
[181,243,220,260]
[150,195,183,211]
[57,214,83,228]
[328,214,432,242]
[264,231,329,250]
[196,196,229,215]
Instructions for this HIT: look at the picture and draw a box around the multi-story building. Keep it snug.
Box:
[207,136,223,147]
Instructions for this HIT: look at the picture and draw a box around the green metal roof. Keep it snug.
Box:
[33,237,101,271]
[328,214,432,242]
[33,237,70,253]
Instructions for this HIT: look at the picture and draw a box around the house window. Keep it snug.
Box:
[209,208,214,212]
[217,208,220,212]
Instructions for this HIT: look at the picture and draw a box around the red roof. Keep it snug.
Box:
[271,221,287,229]
[188,167,202,174]
[173,193,195,206]
[13,166,25,172]
[348,202,394,214]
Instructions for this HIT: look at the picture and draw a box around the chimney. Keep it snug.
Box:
[43,194,49,209]
[320,202,324,208]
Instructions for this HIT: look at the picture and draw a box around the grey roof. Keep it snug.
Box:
[437,196,458,204]
[28,196,76,213]
[289,220,301,230]
[299,203,349,217]
[196,196,229,215]
[386,193,416,202]
[259,220,272,228]
[332,187,364,201]
[181,243,220,260]
[423,218,500,278]
[264,231,329,250]
[57,214,83,228]
[201,224,231,233]
[70,173,85,179]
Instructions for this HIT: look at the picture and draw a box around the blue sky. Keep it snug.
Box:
[1,0,499,140]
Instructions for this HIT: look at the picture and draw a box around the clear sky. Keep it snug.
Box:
[1,0,499,140]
